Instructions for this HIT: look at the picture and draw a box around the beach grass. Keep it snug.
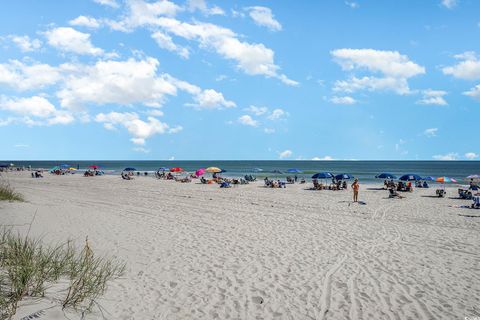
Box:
[0,181,23,202]
[0,229,125,319]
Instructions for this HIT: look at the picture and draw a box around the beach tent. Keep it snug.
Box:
[399,174,422,181]
[287,168,303,173]
[375,173,397,179]
[335,173,354,180]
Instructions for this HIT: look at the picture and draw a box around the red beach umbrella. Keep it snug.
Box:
[170,167,184,173]
[88,165,99,169]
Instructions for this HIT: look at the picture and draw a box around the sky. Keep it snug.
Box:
[0,0,479,161]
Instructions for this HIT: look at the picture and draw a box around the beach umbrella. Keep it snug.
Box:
[435,176,457,183]
[59,163,70,168]
[422,176,435,181]
[123,167,136,171]
[88,165,100,170]
[0,163,9,168]
[375,173,397,179]
[466,174,480,181]
[50,166,60,171]
[195,168,206,176]
[206,167,223,173]
[335,173,354,180]
[399,174,422,181]
[312,172,333,179]
[287,168,303,173]
[158,167,169,171]
[170,167,184,172]
[68,167,77,171]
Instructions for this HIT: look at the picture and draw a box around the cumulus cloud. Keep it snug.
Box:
[463,84,480,101]
[69,15,102,28]
[330,96,356,105]
[93,0,119,8]
[417,89,448,105]
[465,152,479,160]
[278,149,292,159]
[9,35,42,52]
[0,95,74,126]
[331,49,425,94]
[442,51,480,80]
[44,27,104,56]
[244,105,268,115]
[238,115,258,127]
[191,89,236,109]
[423,128,438,137]
[433,152,459,160]
[267,108,288,120]
[345,1,359,9]
[109,3,296,85]
[0,60,61,91]
[312,156,334,160]
[151,31,189,58]
[187,0,224,16]
[441,0,457,9]
[245,6,282,31]
[95,111,181,145]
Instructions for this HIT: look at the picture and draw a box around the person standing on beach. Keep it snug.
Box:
[351,178,359,202]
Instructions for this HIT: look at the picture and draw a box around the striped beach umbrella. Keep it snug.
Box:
[206,167,223,173]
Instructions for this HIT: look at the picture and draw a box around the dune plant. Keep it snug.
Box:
[0,230,124,319]
[0,181,23,202]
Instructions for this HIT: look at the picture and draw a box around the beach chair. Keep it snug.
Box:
[472,196,480,209]
[436,189,446,197]
[220,181,231,188]
[458,189,472,199]
[388,188,403,198]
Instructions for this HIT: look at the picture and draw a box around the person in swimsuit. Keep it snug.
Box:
[352,178,359,202]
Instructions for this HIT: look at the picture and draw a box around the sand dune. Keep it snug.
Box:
[1,173,479,319]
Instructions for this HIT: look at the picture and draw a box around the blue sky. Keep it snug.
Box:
[0,0,479,160]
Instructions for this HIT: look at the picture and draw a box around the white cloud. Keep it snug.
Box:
[133,147,151,153]
[423,128,438,137]
[187,0,225,16]
[44,27,104,56]
[441,0,457,9]
[331,49,425,94]
[433,152,459,160]
[345,1,359,9]
[95,111,180,145]
[191,89,236,109]
[267,108,288,120]
[0,95,74,126]
[9,35,42,52]
[151,31,189,58]
[245,6,282,31]
[312,156,334,161]
[69,16,101,28]
[93,0,119,8]
[244,105,268,116]
[465,152,479,160]
[14,144,29,148]
[110,6,296,85]
[0,60,61,91]
[57,57,178,110]
[238,115,259,127]
[463,84,480,101]
[442,51,480,80]
[417,89,448,105]
[330,96,357,105]
[279,149,292,159]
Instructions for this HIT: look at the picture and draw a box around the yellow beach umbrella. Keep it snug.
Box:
[68,167,77,171]
[206,167,222,173]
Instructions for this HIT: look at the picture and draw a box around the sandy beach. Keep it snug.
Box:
[1,172,479,319]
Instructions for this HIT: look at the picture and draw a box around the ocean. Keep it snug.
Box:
[3,160,480,183]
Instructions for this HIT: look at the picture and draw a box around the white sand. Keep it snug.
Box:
[1,172,479,319]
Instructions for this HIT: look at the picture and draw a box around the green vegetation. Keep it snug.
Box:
[0,182,23,202]
[0,230,124,319]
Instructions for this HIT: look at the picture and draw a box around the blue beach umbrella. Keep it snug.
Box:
[422,176,435,181]
[0,163,9,168]
[312,172,333,179]
[375,173,397,179]
[59,163,70,168]
[287,168,303,173]
[335,173,354,180]
[123,167,137,171]
[158,167,169,171]
[399,174,422,181]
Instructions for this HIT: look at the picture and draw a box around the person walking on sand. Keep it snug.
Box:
[352,178,359,202]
